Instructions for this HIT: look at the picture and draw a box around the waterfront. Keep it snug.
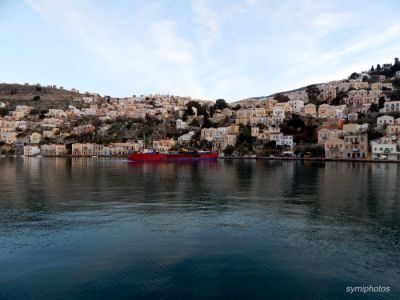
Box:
[0,158,399,299]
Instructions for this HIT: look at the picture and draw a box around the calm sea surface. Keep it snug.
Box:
[0,158,399,300]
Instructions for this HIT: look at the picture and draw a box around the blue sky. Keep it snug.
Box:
[1,0,399,101]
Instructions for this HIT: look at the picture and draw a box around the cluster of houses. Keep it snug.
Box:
[1,60,400,159]
[320,115,400,161]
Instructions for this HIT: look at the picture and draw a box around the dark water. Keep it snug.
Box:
[0,158,399,300]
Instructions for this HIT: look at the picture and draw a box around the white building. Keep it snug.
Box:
[371,140,398,160]
[68,105,82,116]
[178,131,195,143]
[23,145,40,156]
[200,127,228,141]
[176,119,187,130]
[377,115,394,127]
[384,101,400,113]
[288,100,304,114]
[41,144,68,156]
[276,135,294,149]
[47,109,66,118]
[15,120,28,130]
[82,108,97,116]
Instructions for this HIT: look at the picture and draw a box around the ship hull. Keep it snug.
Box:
[128,152,218,162]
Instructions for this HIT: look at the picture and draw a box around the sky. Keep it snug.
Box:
[1,0,399,102]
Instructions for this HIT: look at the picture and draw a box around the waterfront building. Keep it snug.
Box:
[371,140,399,160]
[212,135,237,152]
[324,137,344,159]
[41,144,68,156]
[318,128,343,145]
[23,145,40,156]
[342,134,368,159]
[72,143,94,156]
[276,135,294,149]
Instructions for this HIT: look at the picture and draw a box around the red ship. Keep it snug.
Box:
[128,150,219,162]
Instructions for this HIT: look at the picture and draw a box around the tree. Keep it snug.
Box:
[139,114,157,148]
[274,93,290,103]
[185,101,207,116]
[349,72,359,80]
[215,99,228,110]
[389,90,400,101]
[223,145,234,156]
[367,127,383,141]
[189,119,200,127]
[304,145,325,157]
[263,140,276,149]
[0,107,10,117]
[198,139,211,151]
[201,116,212,128]
[236,125,256,154]
[378,97,386,109]
[377,64,381,72]
[369,103,379,112]
[370,65,375,72]
[209,106,215,117]
[393,78,400,89]
[306,85,321,104]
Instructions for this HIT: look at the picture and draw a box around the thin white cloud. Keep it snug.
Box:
[191,0,221,53]
[20,0,400,101]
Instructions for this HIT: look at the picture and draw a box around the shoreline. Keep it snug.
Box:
[2,155,400,163]
[223,156,400,163]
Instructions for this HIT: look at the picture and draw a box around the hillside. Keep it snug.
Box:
[1,57,400,157]
[0,83,94,110]
[235,58,400,106]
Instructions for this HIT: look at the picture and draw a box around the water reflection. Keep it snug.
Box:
[0,157,399,299]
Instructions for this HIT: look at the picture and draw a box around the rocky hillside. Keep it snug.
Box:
[0,83,94,111]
